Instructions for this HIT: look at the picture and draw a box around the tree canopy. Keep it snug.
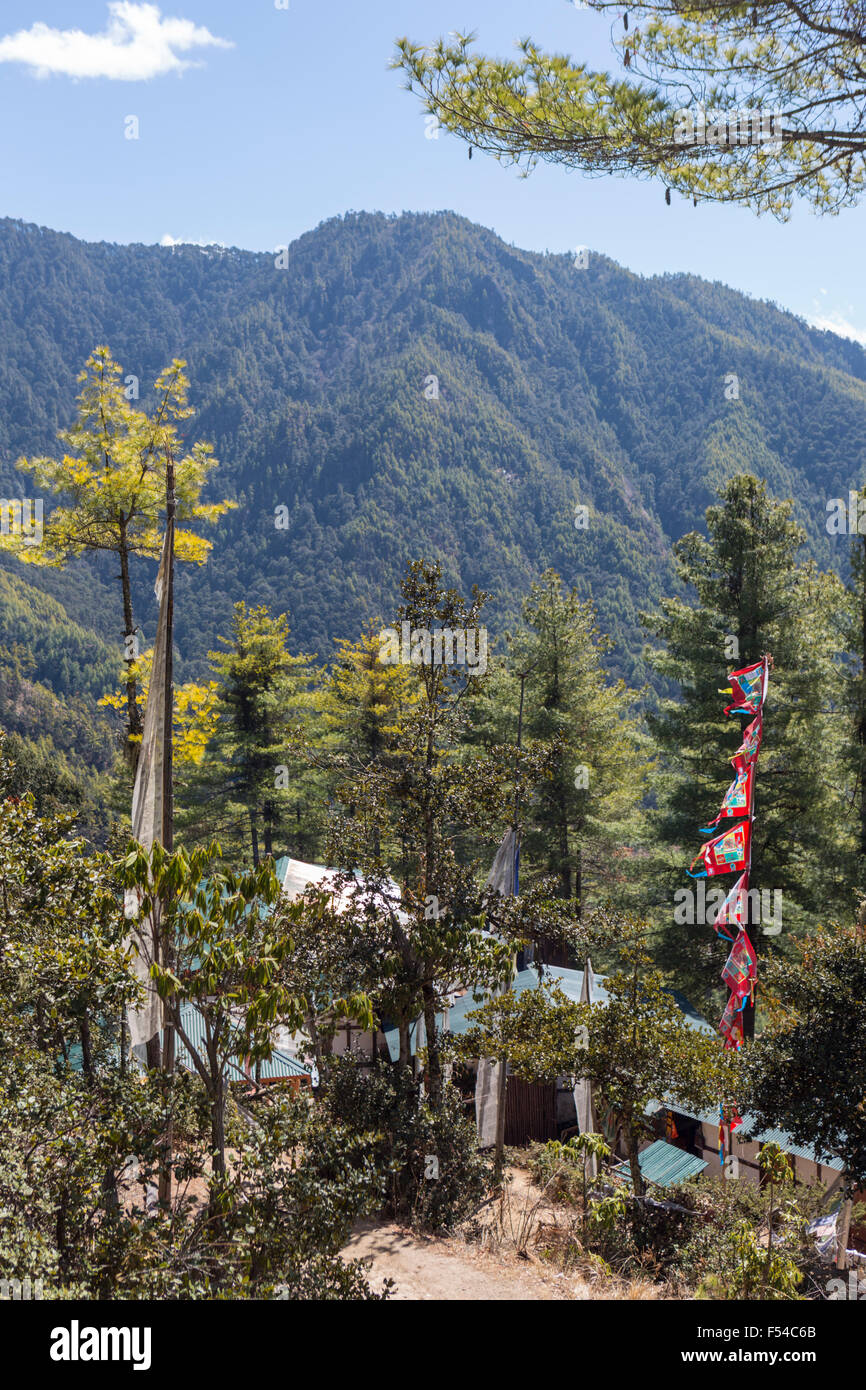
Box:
[394,3,866,216]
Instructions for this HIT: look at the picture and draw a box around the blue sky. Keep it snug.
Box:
[0,0,862,343]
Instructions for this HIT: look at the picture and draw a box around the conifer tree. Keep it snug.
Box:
[180,603,318,864]
[317,626,420,861]
[470,570,650,927]
[643,475,851,1012]
[842,493,866,884]
[395,7,866,217]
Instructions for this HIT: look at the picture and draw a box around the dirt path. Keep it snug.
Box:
[344,1221,576,1300]
[343,1167,666,1301]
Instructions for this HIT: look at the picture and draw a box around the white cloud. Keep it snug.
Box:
[807,308,866,348]
[0,3,232,81]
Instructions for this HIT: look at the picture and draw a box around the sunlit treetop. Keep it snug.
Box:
[5,346,234,568]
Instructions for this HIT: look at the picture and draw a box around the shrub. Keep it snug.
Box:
[324,1057,489,1231]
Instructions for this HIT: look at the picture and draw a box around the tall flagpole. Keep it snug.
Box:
[741,654,767,1042]
[158,445,176,1207]
[492,665,533,1183]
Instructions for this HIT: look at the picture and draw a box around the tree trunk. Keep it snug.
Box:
[625,1113,644,1197]
[211,1082,226,1177]
[307,1014,326,1085]
[627,1144,644,1197]
[557,772,571,900]
[209,1072,227,1224]
[421,981,440,1106]
[79,1011,93,1079]
[118,527,142,777]
[158,1021,175,1208]
[249,807,260,867]
[398,1018,411,1072]
[492,1053,509,1185]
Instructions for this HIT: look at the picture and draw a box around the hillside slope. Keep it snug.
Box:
[1,211,864,690]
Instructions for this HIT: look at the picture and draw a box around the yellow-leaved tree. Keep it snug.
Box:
[0,346,234,768]
[98,647,221,767]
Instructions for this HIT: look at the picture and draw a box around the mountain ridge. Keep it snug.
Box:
[0,209,863,698]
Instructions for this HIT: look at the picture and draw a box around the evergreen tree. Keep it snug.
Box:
[842,494,866,887]
[470,570,650,931]
[395,7,866,216]
[643,474,851,1014]
[317,626,420,860]
[180,603,318,864]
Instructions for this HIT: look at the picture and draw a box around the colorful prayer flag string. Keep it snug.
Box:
[686,655,770,1052]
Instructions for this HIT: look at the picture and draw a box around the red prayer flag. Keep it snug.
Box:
[701,762,754,830]
[724,659,768,717]
[711,872,748,939]
[688,821,750,879]
[732,713,763,771]
[719,994,745,1050]
[721,929,757,1001]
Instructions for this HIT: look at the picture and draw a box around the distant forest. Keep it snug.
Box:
[1,211,865,892]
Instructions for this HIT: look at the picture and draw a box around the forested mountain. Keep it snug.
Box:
[2,209,865,697]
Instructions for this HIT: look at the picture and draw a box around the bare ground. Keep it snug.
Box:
[344,1220,580,1300]
[343,1167,666,1302]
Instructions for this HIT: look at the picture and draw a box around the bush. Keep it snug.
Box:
[324,1057,489,1231]
[670,1175,828,1299]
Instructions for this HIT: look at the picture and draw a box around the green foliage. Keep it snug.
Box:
[199,1095,388,1301]
[324,1058,488,1232]
[1,212,864,703]
[644,474,852,1009]
[6,346,230,571]
[123,840,307,1184]
[574,930,739,1195]
[394,7,866,216]
[0,763,388,1299]
[662,1173,825,1299]
[449,981,583,1081]
[746,925,866,1190]
[178,602,321,863]
[528,1134,612,1228]
[322,560,515,1099]
[704,1218,804,1301]
[468,569,651,913]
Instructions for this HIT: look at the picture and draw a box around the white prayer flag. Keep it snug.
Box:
[573,956,597,1176]
[125,524,173,1048]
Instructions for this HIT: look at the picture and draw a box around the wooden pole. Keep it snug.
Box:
[492,664,534,1184]
[158,446,176,1208]
[741,655,767,1043]
[836,1194,853,1273]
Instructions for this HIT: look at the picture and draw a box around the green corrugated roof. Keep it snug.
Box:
[618,1139,707,1188]
[168,1003,311,1082]
[274,855,290,886]
[383,967,711,1062]
[383,966,609,1062]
